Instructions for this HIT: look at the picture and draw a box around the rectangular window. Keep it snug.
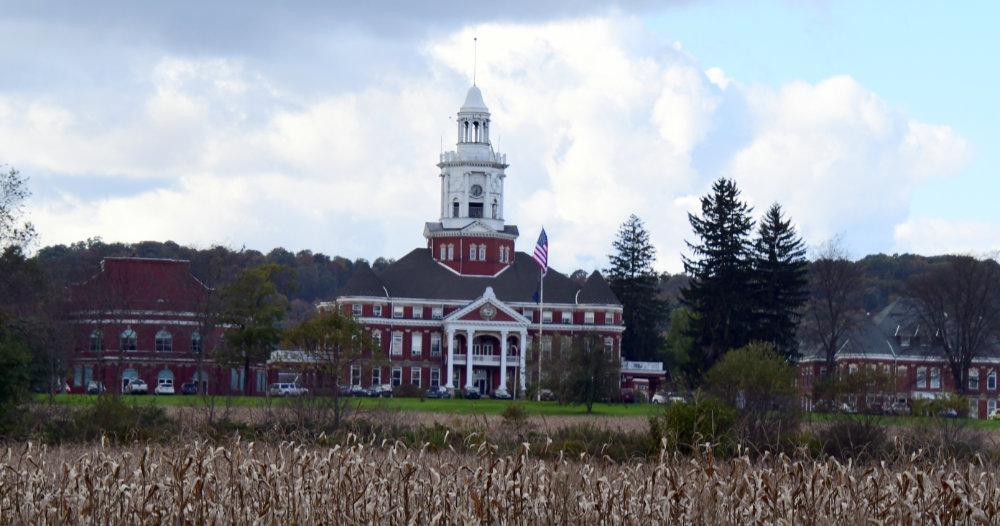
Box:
[917,367,927,388]
[542,310,553,323]
[373,305,383,317]
[522,309,533,321]
[606,311,615,324]
[430,368,441,389]
[372,330,382,350]
[561,311,573,324]
[230,368,245,391]
[930,367,941,389]
[256,370,267,393]
[411,332,423,356]
[412,306,423,319]
[848,364,858,375]
[393,305,404,318]
[989,399,997,418]
[391,367,402,387]
[469,245,477,260]
[430,333,442,356]
[371,368,382,387]
[989,370,997,390]
[970,369,980,391]
[351,366,361,386]
[73,366,83,387]
[897,365,907,377]
[352,304,363,317]
[390,332,403,355]
[604,337,614,353]
[584,311,595,324]
[410,367,421,387]
[84,367,94,386]
[432,307,443,320]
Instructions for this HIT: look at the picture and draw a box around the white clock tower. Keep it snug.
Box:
[437,85,508,232]
[424,85,518,276]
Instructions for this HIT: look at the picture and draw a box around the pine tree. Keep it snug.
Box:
[681,178,755,380]
[751,204,808,361]
[606,215,667,361]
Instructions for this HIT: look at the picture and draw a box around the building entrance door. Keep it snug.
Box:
[473,369,489,395]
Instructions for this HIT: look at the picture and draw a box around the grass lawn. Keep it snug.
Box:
[804,411,1000,430]
[35,393,664,417]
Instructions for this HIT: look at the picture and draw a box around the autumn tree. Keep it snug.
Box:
[546,334,621,413]
[907,255,1000,394]
[215,264,288,395]
[802,240,866,378]
[282,308,379,428]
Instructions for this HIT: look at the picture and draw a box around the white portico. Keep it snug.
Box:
[443,287,529,396]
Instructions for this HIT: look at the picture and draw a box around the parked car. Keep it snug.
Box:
[463,388,481,400]
[538,389,556,401]
[86,381,106,395]
[267,383,309,397]
[376,384,394,398]
[651,392,685,404]
[180,382,199,395]
[125,379,149,395]
[425,386,451,399]
[154,379,175,395]
[349,385,369,397]
[491,388,512,400]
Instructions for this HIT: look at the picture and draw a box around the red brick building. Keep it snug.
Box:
[297,85,659,397]
[67,257,251,395]
[797,299,1000,419]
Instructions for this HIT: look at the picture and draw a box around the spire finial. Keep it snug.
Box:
[473,37,478,86]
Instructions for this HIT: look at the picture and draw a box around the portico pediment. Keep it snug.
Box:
[444,287,529,325]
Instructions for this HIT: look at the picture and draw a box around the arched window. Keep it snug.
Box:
[473,121,480,142]
[478,244,486,261]
[190,332,202,354]
[452,200,460,218]
[491,200,498,219]
[120,329,137,352]
[155,330,172,352]
[447,244,454,260]
[469,244,477,261]
[157,369,174,389]
[463,121,469,142]
[89,329,103,352]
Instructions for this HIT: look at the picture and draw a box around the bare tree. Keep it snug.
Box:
[0,165,36,250]
[907,255,1000,395]
[802,239,866,377]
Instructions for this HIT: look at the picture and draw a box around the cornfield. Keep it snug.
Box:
[1,437,998,524]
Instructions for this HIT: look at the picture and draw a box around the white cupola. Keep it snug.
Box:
[437,86,509,232]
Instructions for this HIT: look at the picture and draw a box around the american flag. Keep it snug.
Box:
[532,228,548,275]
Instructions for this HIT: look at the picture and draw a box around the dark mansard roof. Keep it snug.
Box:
[339,248,620,306]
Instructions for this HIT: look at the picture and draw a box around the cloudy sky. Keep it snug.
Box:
[1,1,996,272]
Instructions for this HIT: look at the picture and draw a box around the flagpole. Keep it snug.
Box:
[536,267,544,402]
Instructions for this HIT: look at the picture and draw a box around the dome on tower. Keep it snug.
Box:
[460,85,488,113]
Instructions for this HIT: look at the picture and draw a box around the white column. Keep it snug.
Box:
[465,329,475,389]
[445,327,455,389]
[499,330,509,393]
[519,329,528,394]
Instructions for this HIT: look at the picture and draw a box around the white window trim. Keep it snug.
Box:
[410,367,421,387]
[393,305,404,319]
[584,311,595,324]
[391,367,403,387]
[390,332,403,356]
[351,304,363,317]
[430,368,441,389]
[373,305,383,317]
[411,332,423,356]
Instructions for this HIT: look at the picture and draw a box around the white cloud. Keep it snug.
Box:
[11,16,974,274]
[893,218,1000,255]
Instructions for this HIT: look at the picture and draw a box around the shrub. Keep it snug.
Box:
[394,384,423,398]
[41,395,175,444]
[650,397,737,455]
[911,394,968,417]
[813,419,887,460]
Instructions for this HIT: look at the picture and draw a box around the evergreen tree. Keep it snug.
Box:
[681,178,755,380]
[606,215,667,361]
[751,204,808,360]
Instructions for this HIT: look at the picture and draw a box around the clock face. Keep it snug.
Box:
[480,304,497,320]
[470,184,483,198]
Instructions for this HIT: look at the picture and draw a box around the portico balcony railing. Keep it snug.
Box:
[452,353,520,366]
